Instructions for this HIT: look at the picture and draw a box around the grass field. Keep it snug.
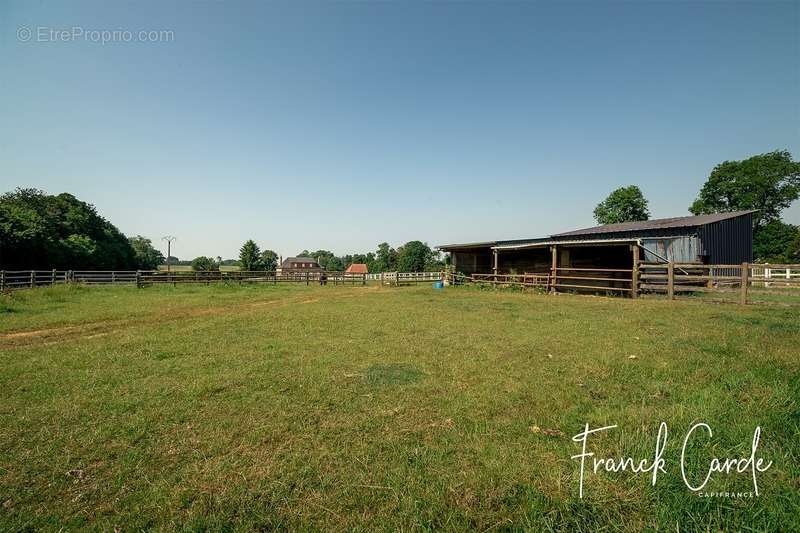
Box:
[1,284,798,530]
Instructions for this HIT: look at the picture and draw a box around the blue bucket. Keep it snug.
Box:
[433,281,444,289]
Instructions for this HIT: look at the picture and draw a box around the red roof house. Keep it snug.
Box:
[345,263,368,274]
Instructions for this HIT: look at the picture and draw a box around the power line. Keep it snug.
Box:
[162,236,176,272]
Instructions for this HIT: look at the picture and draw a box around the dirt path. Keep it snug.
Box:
[0,287,382,349]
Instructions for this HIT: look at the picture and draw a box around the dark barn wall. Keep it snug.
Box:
[452,248,493,275]
[497,249,551,274]
[698,213,753,264]
[561,244,632,269]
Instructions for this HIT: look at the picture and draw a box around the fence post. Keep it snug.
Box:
[740,262,749,305]
[111,271,116,284]
[30,271,35,288]
[136,270,142,289]
[363,273,366,286]
[306,272,309,286]
[51,269,56,285]
[550,245,558,294]
[0,270,4,291]
[631,245,639,299]
[667,262,674,300]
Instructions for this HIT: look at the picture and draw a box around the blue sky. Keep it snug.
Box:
[1,1,798,260]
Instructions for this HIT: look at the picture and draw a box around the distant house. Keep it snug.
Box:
[345,263,368,274]
[277,256,323,274]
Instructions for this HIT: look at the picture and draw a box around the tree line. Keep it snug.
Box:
[186,240,444,273]
[0,188,443,272]
[0,188,162,270]
[2,150,797,270]
[592,149,800,263]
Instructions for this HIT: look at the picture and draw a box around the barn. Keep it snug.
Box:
[439,211,754,277]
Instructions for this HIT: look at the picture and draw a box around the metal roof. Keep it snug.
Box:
[551,210,756,238]
[437,211,755,251]
[436,241,498,251]
[437,237,548,251]
[493,237,640,251]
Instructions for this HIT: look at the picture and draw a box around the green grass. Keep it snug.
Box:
[1,284,798,530]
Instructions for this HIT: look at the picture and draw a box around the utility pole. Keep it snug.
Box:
[162,236,176,272]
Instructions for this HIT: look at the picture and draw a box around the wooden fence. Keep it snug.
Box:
[470,273,550,289]
[4,265,798,305]
[0,270,156,289]
[0,270,373,290]
[443,262,800,305]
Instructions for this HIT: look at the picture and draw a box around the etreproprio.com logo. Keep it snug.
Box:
[17,25,174,44]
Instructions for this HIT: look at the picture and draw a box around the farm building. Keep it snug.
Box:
[277,256,323,274]
[439,211,754,277]
[345,263,369,274]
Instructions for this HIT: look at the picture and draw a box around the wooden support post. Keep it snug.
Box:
[31,271,35,288]
[493,249,498,282]
[362,273,366,286]
[631,245,639,299]
[306,272,309,286]
[550,245,558,294]
[136,270,142,289]
[0,270,4,291]
[667,262,675,300]
[740,262,749,305]
[51,269,56,285]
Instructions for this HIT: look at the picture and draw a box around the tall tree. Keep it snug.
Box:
[0,188,136,269]
[326,256,345,271]
[303,250,339,270]
[753,221,800,263]
[396,241,435,272]
[593,186,651,225]
[260,249,278,271]
[374,242,397,272]
[690,150,800,231]
[239,239,263,271]
[364,252,376,272]
[129,235,165,270]
[191,256,219,271]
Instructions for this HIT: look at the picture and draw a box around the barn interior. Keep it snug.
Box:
[444,239,640,291]
[447,241,640,274]
[447,243,494,275]
[494,241,637,273]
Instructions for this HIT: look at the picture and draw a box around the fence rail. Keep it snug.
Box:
[4,264,799,306]
[0,269,373,289]
[365,272,443,283]
[0,269,448,290]
[470,273,550,288]
[442,261,800,305]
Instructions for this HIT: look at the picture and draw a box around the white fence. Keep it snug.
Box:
[365,272,443,283]
[750,265,800,287]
